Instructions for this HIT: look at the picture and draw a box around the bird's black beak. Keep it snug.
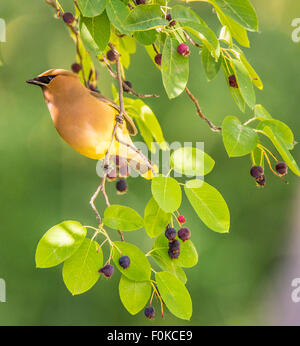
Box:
[26,77,45,87]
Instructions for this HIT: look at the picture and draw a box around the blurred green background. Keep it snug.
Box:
[0,0,300,325]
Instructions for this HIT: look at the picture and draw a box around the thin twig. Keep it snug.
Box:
[102,55,160,98]
[185,87,221,132]
[183,31,202,48]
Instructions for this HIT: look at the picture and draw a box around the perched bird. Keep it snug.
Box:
[26,69,153,177]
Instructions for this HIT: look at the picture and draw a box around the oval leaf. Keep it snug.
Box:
[161,37,189,99]
[185,180,230,233]
[62,238,103,295]
[144,197,171,238]
[202,46,222,81]
[170,147,215,177]
[106,0,130,35]
[77,0,106,17]
[222,115,258,157]
[103,205,144,231]
[35,221,86,268]
[119,275,152,315]
[151,175,182,213]
[113,241,151,281]
[155,272,192,320]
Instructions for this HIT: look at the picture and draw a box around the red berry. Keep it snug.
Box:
[71,63,81,73]
[275,162,288,176]
[178,228,191,242]
[177,215,186,224]
[63,12,75,25]
[177,43,190,57]
[154,53,162,66]
[229,75,238,88]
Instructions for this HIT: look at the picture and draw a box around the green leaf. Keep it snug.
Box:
[170,147,215,176]
[254,104,272,120]
[185,180,230,233]
[151,252,187,284]
[103,205,144,231]
[151,232,198,269]
[36,221,86,268]
[202,46,221,81]
[183,21,220,60]
[119,276,152,315]
[232,58,256,108]
[217,10,249,47]
[171,5,200,23]
[80,11,110,53]
[258,126,300,177]
[125,4,168,31]
[258,119,294,150]
[106,0,130,35]
[62,238,103,295]
[77,0,106,17]
[124,98,168,151]
[151,175,182,213]
[209,0,258,31]
[219,25,232,46]
[144,197,171,238]
[155,272,192,320]
[135,30,158,45]
[161,37,189,99]
[113,241,151,281]
[222,115,258,157]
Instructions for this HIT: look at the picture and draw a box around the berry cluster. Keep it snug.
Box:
[250,161,288,187]
[154,43,190,66]
[165,219,191,260]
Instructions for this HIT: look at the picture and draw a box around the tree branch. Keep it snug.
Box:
[185,87,221,132]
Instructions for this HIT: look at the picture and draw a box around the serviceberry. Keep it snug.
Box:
[177,43,190,57]
[71,63,81,73]
[98,264,114,278]
[166,14,172,21]
[250,165,264,179]
[178,228,191,242]
[106,49,116,62]
[144,306,155,319]
[169,20,176,27]
[228,75,238,88]
[119,256,130,269]
[168,240,180,259]
[165,227,176,242]
[177,215,186,224]
[136,0,146,4]
[256,174,266,187]
[63,12,75,25]
[154,53,162,66]
[123,80,132,92]
[116,178,128,194]
[276,161,288,176]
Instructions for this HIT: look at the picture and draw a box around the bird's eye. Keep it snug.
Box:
[38,75,57,84]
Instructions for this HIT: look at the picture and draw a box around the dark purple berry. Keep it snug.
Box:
[136,0,146,4]
[116,178,128,194]
[123,80,132,92]
[177,43,190,57]
[71,63,81,73]
[154,53,162,66]
[106,49,116,62]
[144,306,155,319]
[166,14,172,21]
[250,165,264,179]
[119,256,130,269]
[63,12,75,25]
[169,20,176,27]
[229,74,238,88]
[168,240,180,259]
[165,227,176,242]
[256,174,266,187]
[178,228,191,242]
[275,162,288,176]
[98,264,114,278]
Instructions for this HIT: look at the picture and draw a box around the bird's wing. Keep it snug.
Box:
[90,91,138,136]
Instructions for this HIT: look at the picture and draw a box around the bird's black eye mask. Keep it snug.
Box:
[26,75,57,86]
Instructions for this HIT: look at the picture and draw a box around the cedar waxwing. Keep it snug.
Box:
[26,69,154,177]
